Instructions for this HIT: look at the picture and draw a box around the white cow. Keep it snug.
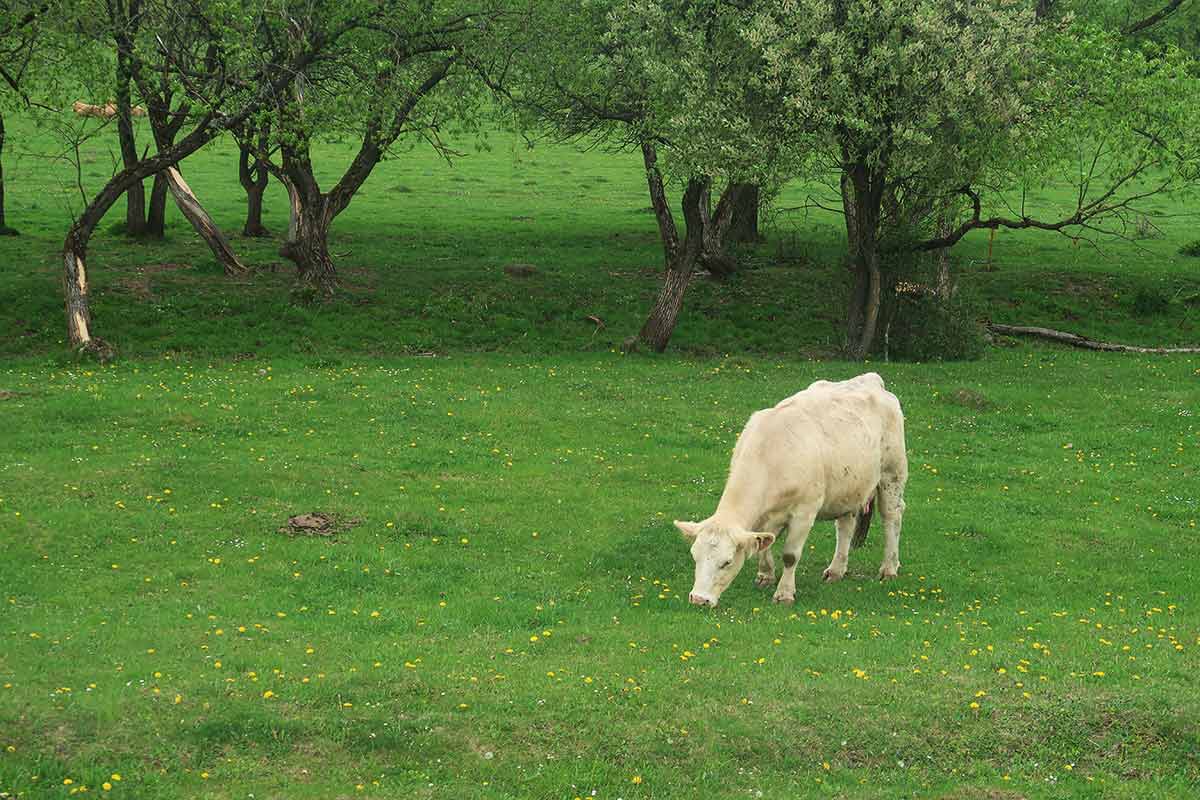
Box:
[675,373,908,607]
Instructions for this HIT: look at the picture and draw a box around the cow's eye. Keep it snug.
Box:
[719,560,732,570]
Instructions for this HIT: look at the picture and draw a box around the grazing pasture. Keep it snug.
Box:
[0,118,1198,799]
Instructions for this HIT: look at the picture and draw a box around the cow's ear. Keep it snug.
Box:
[674,520,701,540]
[737,530,776,553]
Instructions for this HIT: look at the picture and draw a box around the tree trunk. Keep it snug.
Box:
[0,112,17,236]
[164,166,247,276]
[634,177,710,352]
[115,54,147,237]
[281,200,336,292]
[641,141,679,264]
[239,133,270,236]
[64,229,95,349]
[146,171,169,236]
[842,163,885,359]
[637,260,693,352]
[934,212,953,299]
[698,183,741,278]
[727,182,760,243]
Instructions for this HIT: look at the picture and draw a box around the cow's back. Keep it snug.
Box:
[721,374,905,523]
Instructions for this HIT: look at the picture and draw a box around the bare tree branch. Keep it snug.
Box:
[1122,0,1188,35]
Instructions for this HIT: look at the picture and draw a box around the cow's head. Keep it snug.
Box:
[674,519,775,607]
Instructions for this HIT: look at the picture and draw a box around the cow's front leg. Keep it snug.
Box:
[823,515,856,582]
[754,545,776,588]
[773,512,814,604]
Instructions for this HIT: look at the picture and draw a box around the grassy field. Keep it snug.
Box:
[1,114,1199,799]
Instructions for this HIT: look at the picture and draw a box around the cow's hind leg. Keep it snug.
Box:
[773,511,815,604]
[877,480,906,580]
[755,545,776,588]
[823,515,857,582]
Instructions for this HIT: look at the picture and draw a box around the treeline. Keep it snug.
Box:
[1,0,1197,359]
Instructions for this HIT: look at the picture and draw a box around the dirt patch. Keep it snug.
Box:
[936,790,1027,800]
[0,390,27,400]
[115,263,194,301]
[944,388,992,411]
[504,263,539,278]
[278,512,361,538]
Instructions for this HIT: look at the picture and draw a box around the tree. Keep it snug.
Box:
[738,0,1200,357]
[234,119,272,237]
[499,0,786,351]
[59,0,361,354]
[259,2,505,293]
[0,0,58,236]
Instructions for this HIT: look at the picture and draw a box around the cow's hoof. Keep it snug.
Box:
[878,568,899,581]
[772,592,795,604]
[822,568,845,583]
[754,574,776,589]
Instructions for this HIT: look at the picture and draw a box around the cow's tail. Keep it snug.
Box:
[850,490,876,549]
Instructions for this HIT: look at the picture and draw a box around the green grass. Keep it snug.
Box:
[1,113,1199,799]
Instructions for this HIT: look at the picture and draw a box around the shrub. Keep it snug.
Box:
[1179,240,1200,257]
[1132,287,1170,317]
[881,285,987,362]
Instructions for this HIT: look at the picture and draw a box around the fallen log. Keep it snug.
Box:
[987,323,1200,354]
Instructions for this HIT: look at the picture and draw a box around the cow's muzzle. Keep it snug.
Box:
[689,592,717,607]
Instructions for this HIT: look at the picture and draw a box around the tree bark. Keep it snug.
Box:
[697,183,740,278]
[0,112,17,236]
[238,124,271,236]
[64,229,96,350]
[143,106,189,238]
[934,211,953,299]
[727,182,760,243]
[634,177,710,352]
[280,197,337,292]
[641,141,679,264]
[115,49,147,236]
[277,137,339,292]
[164,166,247,276]
[146,172,169,235]
[842,162,885,360]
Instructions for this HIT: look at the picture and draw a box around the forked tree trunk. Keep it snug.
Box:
[164,166,247,275]
[697,183,741,278]
[0,112,17,236]
[635,176,710,352]
[280,192,337,293]
[276,149,339,292]
[239,131,271,236]
[727,182,760,243]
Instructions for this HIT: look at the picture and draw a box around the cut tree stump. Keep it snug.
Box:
[987,324,1200,354]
